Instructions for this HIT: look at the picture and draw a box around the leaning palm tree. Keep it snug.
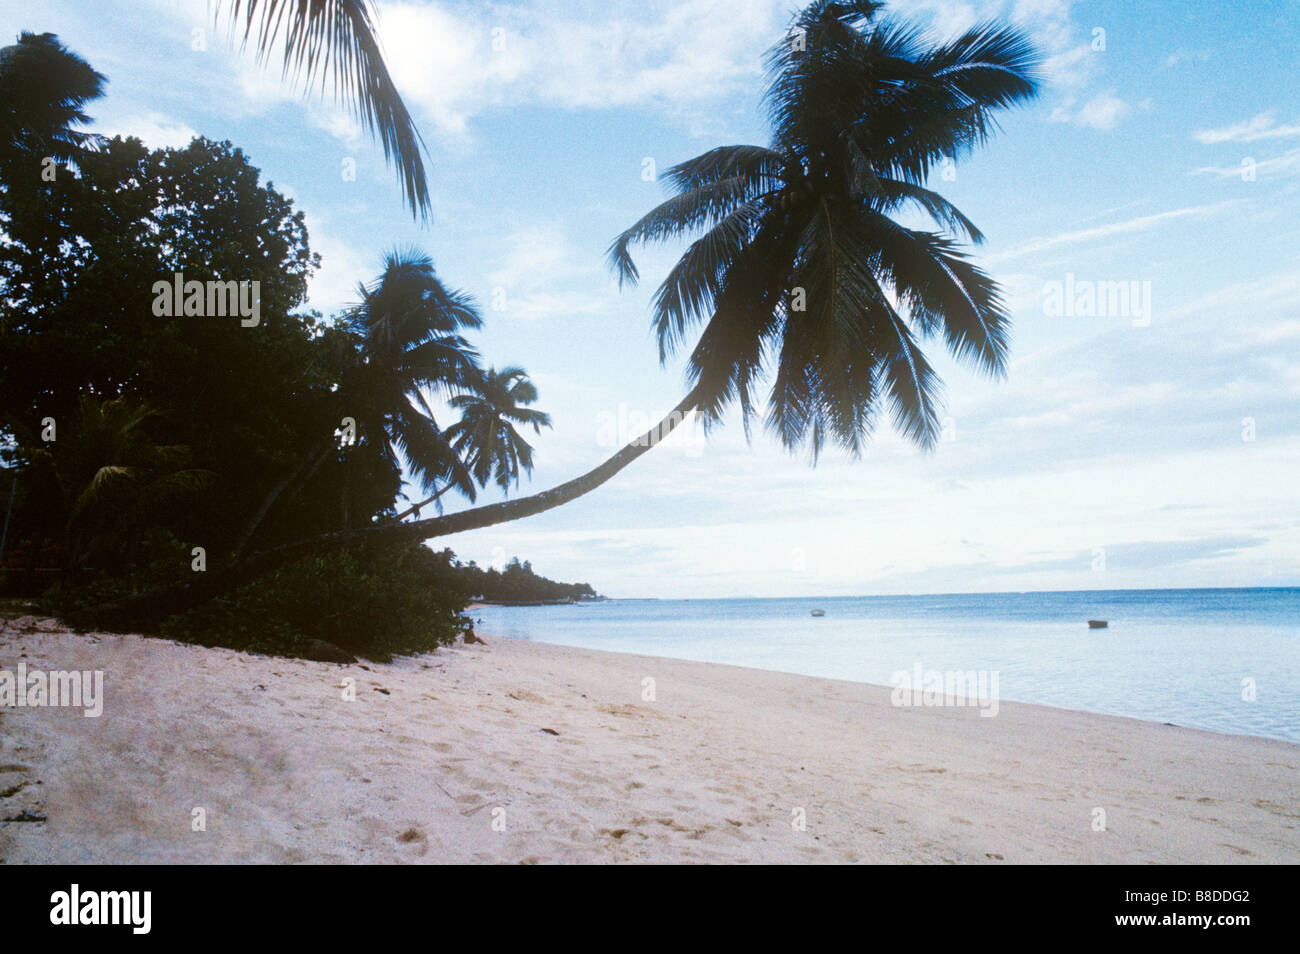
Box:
[74,1,1039,628]
[609,0,1037,457]
[0,32,105,169]
[212,0,429,217]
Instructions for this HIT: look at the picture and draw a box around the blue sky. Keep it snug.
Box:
[4,0,1298,597]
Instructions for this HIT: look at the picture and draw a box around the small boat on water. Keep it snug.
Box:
[811,609,826,617]
[1087,619,1108,629]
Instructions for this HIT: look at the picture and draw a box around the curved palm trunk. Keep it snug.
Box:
[390,483,454,523]
[69,389,700,630]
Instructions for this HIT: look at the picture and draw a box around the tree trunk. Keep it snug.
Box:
[390,483,454,522]
[68,389,701,630]
[228,436,335,560]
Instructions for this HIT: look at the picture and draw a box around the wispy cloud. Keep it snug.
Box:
[1192,148,1300,180]
[987,201,1236,263]
[301,212,369,314]
[997,535,1269,574]
[485,224,616,322]
[1195,111,1300,145]
[373,0,788,137]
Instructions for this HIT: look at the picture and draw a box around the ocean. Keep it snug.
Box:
[470,588,1300,743]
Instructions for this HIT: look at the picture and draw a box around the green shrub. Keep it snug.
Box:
[44,535,472,661]
[162,545,471,660]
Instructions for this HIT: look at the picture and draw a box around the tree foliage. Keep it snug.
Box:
[609,0,1039,458]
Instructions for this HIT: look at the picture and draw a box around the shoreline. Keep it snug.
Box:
[2,617,1297,863]
[491,637,1294,748]
[466,594,1299,747]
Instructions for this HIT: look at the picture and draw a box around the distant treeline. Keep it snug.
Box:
[448,553,599,604]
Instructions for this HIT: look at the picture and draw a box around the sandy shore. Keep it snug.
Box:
[2,616,1297,864]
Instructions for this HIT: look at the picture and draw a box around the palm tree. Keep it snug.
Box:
[18,396,214,573]
[447,367,552,493]
[0,32,105,169]
[609,0,1037,457]
[213,0,429,217]
[346,247,482,502]
[74,1,1039,628]
[229,247,480,556]
[425,367,553,507]
[394,366,552,520]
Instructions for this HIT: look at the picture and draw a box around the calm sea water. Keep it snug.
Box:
[471,589,1300,743]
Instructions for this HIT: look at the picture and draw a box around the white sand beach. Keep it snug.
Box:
[1,616,1297,864]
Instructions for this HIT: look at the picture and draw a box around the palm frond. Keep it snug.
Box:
[0,32,106,166]
[860,213,1009,375]
[607,170,778,287]
[651,200,766,361]
[213,0,430,218]
[610,2,1038,460]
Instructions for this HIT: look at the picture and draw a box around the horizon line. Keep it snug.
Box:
[599,584,1300,601]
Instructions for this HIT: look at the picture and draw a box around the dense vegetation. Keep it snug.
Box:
[0,33,568,658]
[449,554,600,604]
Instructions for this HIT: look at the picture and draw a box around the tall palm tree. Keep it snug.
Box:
[74,1,1039,628]
[609,0,1037,457]
[228,247,480,556]
[0,32,105,169]
[345,247,483,505]
[213,0,430,217]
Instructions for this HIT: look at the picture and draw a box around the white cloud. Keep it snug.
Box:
[1051,90,1131,131]
[302,213,368,314]
[372,0,788,138]
[1074,91,1130,130]
[486,224,573,290]
[485,223,616,322]
[1192,148,1300,180]
[93,111,198,150]
[1195,111,1300,145]
[987,201,1236,263]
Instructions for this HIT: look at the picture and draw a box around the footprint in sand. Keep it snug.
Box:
[507,689,547,704]
[396,826,429,856]
[0,779,29,799]
[0,764,33,801]
[1254,798,1300,820]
